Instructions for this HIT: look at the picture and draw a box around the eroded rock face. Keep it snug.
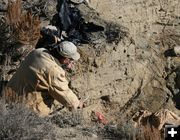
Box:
[67,0,180,122]
[88,0,180,37]
[69,34,177,122]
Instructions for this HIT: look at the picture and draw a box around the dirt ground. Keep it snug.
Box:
[0,0,180,139]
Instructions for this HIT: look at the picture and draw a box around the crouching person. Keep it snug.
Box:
[5,41,82,116]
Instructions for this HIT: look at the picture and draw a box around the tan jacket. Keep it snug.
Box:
[5,48,79,116]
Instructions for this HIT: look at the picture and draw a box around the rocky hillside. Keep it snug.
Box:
[70,0,180,122]
[0,0,180,139]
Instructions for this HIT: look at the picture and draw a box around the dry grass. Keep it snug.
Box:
[0,0,41,71]
[137,124,162,140]
[49,110,84,128]
[13,12,41,46]
[6,0,41,47]
[0,100,56,140]
[0,95,165,140]
[135,114,164,140]
[6,0,22,25]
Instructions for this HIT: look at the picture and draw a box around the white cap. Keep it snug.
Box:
[70,0,84,4]
[58,41,80,61]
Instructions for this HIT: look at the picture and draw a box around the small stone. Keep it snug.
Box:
[174,46,180,56]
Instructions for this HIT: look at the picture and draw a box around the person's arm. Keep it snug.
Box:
[47,66,80,110]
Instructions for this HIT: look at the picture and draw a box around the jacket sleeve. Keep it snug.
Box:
[47,65,80,110]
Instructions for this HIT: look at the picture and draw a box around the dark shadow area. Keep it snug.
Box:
[173,68,180,109]
[101,95,110,103]
[105,23,123,44]
[164,48,176,57]
[50,0,104,45]
[173,93,180,109]
[0,80,8,97]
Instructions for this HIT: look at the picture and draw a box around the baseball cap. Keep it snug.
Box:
[57,41,80,61]
[70,0,84,4]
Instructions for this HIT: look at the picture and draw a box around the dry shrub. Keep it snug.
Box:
[97,120,163,140]
[13,12,41,46]
[97,122,137,140]
[137,124,162,140]
[6,0,41,47]
[49,110,84,128]
[0,100,57,140]
[135,115,164,140]
[0,0,41,68]
[0,99,88,139]
[6,0,22,25]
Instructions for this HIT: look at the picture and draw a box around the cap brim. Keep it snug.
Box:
[71,0,84,4]
[71,52,80,61]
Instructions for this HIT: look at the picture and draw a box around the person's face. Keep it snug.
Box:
[62,58,75,69]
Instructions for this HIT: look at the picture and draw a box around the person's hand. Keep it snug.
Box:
[77,96,89,109]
